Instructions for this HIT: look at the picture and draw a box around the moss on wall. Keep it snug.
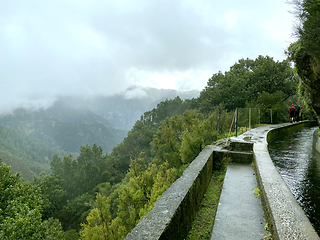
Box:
[160,150,214,240]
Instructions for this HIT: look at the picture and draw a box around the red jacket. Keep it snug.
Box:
[288,105,296,114]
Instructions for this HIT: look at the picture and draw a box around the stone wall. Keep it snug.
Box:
[314,128,320,154]
[124,146,215,240]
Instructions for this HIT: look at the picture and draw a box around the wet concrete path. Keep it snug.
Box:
[210,164,267,240]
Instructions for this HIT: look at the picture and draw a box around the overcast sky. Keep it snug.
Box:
[0,0,296,113]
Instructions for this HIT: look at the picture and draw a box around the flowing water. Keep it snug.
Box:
[268,126,320,233]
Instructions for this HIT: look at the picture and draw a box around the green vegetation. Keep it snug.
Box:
[0,159,69,239]
[286,0,320,126]
[0,125,70,179]
[0,107,127,154]
[263,223,272,240]
[186,169,226,240]
[254,187,261,198]
[78,108,224,239]
[0,104,128,179]
[197,55,296,113]
[198,55,301,127]
[1,54,310,239]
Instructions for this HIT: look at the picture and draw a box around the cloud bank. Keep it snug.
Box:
[0,0,296,113]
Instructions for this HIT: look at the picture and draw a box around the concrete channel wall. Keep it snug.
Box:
[124,146,215,240]
[125,121,319,240]
[239,121,319,240]
[314,128,320,154]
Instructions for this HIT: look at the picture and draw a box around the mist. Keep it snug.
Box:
[0,0,296,114]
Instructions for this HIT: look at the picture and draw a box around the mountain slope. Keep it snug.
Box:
[0,125,71,180]
[79,87,200,130]
[0,87,199,179]
[0,102,127,154]
[0,150,35,181]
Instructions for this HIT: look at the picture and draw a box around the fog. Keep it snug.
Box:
[0,0,296,113]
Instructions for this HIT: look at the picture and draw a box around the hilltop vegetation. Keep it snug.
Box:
[0,55,308,239]
[198,55,296,112]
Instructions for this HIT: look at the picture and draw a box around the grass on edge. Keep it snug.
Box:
[186,169,226,240]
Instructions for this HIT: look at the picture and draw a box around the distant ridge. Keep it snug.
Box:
[86,86,200,130]
[0,87,199,179]
[0,104,127,154]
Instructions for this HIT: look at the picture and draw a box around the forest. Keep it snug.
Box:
[1,1,320,237]
[1,53,309,239]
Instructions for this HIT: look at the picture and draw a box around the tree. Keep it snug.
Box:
[0,159,66,239]
[255,91,291,123]
[0,160,43,239]
[33,172,67,220]
[51,144,111,201]
[116,159,157,232]
[138,161,177,217]
[152,115,184,168]
[291,0,320,59]
[180,110,205,164]
[198,56,296,114]
[51,154,78,199]
[80,194,126,240]
[75,144,110,196]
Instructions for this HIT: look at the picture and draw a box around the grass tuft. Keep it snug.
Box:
[253,187,261,198]
[186,169,226,240]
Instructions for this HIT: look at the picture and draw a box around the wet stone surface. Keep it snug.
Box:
[211,164,267,240]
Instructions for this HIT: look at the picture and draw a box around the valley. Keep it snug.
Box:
[0,87,199,180]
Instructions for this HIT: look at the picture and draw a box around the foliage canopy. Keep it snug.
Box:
[198,55,296,113]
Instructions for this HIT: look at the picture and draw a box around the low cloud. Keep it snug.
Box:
[0,0,295,114]
[123,87,148,100]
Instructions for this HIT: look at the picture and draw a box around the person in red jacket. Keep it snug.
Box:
[288,104,296,123]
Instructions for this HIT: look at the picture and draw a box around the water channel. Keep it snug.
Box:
[268,126,320,234]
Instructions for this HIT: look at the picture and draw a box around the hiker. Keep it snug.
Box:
[295,105,301,121]
[288,104,296,123]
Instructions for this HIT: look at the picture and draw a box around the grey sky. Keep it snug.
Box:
[0,0,296,113]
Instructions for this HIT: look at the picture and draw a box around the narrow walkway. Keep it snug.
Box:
[211,164,267,240]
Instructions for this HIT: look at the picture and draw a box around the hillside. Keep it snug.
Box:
[0,87,199,180]
[0,103,127,154]
[0,125,71,180]
[61,86,200,130]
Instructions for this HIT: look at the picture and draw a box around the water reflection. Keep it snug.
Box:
[268,127,320,234]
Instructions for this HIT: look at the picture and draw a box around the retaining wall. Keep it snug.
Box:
[124,146,215,240]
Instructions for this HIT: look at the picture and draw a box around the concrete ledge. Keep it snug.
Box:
[213,149,253,164]
[239,121,319,240]
[314,129,320,154]
[125,145,215,240]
